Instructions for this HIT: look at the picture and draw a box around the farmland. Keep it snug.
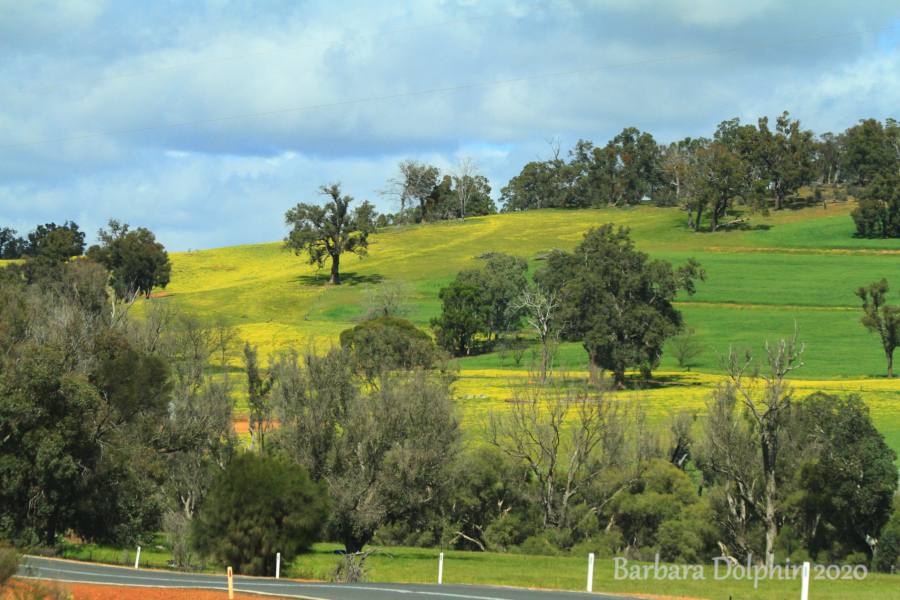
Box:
[144,198,900,455]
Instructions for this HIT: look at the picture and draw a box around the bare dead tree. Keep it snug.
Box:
[512,285,563,384]
[485,375,627,530]
[331,548,380,582]
[701,327,805,566]
[452,156,481,223]
[360,279,412,320]
[378,159,440,225]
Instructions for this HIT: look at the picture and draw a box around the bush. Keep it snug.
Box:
[192,453,329,576]
[569,531,625,559]
[874,529,900,573]
[0,543,17,588]
[340,316,440,383]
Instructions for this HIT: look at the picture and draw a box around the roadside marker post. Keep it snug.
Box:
[438,552,444,584]
[227,566,234,599]
[276,552,281,579]
[801,562,810,600]
[587,553,595,592]
[134,547,140,569]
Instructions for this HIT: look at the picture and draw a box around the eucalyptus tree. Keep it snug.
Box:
[856,278,900,377]
[284,183,376,285]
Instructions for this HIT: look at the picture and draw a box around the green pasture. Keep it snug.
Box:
[288,543,900,600]
[107,201,900,457]
[47,540,900,600]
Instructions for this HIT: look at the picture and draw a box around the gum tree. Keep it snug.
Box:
[284,183,375,285]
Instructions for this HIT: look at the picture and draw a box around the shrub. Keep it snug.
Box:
[0,543,17,588]
[192,453,329,576]
[874,529,900,573]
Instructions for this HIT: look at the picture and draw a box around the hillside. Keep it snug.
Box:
[143,200,900,453]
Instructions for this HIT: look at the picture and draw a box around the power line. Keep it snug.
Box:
[0,0,589,97]
[2,24,897,151]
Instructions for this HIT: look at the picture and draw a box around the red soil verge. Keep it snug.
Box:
[9,581,293,600]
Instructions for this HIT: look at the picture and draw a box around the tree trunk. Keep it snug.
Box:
[613,368,626,389]
[710,206,719,232]
[343,534,369,554]
[540,336,548,383]
[762,433,777,567]
[330,254,341,284]
[887,349,893,378]
[774,192,783,211]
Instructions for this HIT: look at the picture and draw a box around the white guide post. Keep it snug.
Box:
[587,553,595,592]
[227,566,234,599]
[438,552,444,584]
[801,562,810,600]
[276,552,281,579]
[134,546,140,569]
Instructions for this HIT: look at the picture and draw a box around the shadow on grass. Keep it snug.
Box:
[293,271,385,287]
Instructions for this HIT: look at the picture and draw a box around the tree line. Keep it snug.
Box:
[499,116,900,238]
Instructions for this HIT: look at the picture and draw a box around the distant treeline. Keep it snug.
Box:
[375,114,899,237]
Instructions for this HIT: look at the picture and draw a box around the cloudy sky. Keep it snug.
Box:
[1,0,898,252]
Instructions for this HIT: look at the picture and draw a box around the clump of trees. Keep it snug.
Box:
[537,224,705,387]
[379,158,496,225]
[431,253,528,357]
[269,347,460,553]
[499,115,900,239]
[0,227,231,550]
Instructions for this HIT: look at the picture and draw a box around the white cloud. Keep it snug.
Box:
[1,1,899,250]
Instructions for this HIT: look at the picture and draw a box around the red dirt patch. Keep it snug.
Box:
[15,581,293,600]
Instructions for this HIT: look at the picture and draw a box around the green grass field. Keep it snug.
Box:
[140,198,900,456]
[55,540,900,600]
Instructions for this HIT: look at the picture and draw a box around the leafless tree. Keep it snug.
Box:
[378,159,440,225]
[667,327,705,369]
[360,279,412,320]
[699,328,805,566]
[485,375,628,530]
[451,156,481,222]
[511,285,563,383]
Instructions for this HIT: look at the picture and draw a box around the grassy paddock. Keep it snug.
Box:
[289,544,899,600]
[52,540,900,600]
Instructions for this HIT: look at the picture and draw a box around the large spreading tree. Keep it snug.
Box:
[537,224,705,386]
[284,183,375,285]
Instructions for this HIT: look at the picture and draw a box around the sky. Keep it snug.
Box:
[1,0,899,252]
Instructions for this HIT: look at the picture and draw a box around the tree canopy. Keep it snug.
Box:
[86,219,171,299]
[192,453,329,576]
[537,224,705,386]
[284,183,376,285]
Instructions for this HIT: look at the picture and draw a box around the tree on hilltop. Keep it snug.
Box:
[284,183,376,285]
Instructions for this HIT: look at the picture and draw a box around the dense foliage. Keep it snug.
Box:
[536,224,706,385]
[86,219,172,299]
[192,453,329,576]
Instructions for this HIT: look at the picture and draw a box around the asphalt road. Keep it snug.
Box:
[20,556,633,600]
